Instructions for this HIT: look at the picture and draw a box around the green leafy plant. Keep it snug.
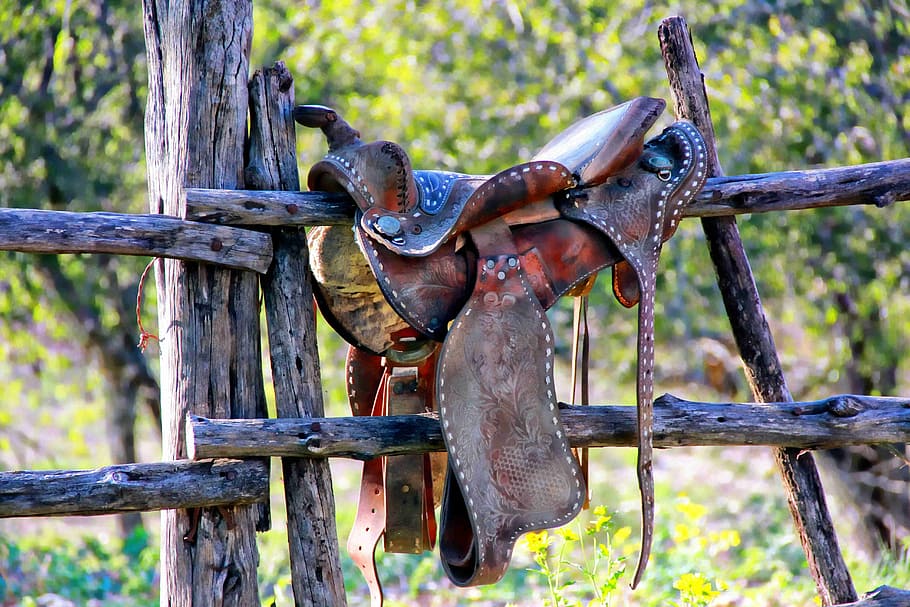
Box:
[522,499,745,607]
[525,505,628,607]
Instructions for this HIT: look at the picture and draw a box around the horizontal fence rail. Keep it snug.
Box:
[0,208,273,273]
[0,459,269,518]
[3,395,903,519]
[183,158,910,225]
[187,394,910,460]
[0,159,906,272]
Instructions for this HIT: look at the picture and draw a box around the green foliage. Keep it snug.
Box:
[0,0,156,472]
[0,527,156,606]
[513,490,835,607]
[253,0,910,402]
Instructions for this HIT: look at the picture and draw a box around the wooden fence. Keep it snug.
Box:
[0,8,909,607]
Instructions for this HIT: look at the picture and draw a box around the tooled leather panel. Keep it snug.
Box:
[437,221,585,587]
[511,219,622,308]
[357,229,473,341]
[358,217,625,342]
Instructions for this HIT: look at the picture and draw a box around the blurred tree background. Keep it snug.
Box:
[0,0,908,604]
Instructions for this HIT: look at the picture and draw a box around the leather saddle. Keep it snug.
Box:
[297,98,708,601]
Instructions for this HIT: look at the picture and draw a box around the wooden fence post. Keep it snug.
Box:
[248,62,348,606]
[659,16,858,605]
[143,1,268,605]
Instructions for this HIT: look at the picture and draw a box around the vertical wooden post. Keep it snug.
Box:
[248,62,348,606]
[658,16,858,606]
[143,1,268,605]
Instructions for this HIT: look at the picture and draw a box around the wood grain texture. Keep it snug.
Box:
[143,1,266,605]
[186,394,910,459]
[659,16,858,605]
[0,208,272,272]
[0,460,268,518]
[250,62,348,607]
[185,187,353,225]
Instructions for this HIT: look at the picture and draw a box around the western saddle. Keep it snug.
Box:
[297,97,708,604]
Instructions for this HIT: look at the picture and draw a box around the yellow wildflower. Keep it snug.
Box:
[673,522,700,543]
[674,572,720,601]
[675,499,708,522]
[612,526,632,546]
[524,530,550,553]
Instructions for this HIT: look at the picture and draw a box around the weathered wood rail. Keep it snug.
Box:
[184,158,910,225]
[0,208,273,272]
[0,459,268,518]
[3,394,906,520]
[0,157,906,274]
[186,394,910,460]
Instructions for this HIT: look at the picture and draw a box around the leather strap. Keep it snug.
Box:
[346,341,441,606]
[437,219,585,586]
[571,293,592,509]
[382,344,439,554]
[345,346,388,607]
[384,369,433,553]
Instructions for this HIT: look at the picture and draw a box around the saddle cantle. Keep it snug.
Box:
[297,98,708,599]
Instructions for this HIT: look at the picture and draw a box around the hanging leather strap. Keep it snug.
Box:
[346,339,441,607]
[383,350,438,554]
[571,292,592,509]
[345,346,388,607]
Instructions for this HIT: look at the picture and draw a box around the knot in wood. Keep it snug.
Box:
[873,191,896,208]
[827,395,863,418]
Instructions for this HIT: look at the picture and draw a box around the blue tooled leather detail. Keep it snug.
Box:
[414,170,468,215]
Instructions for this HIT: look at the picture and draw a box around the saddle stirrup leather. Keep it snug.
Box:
[298,98,708,599]
[345,338,442,606]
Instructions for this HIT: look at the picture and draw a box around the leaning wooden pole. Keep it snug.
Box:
[143,1,268,605]
[658,16,858,605]
[249,62,348,606]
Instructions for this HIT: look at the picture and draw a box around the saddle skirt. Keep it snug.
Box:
[297,99,708,597]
